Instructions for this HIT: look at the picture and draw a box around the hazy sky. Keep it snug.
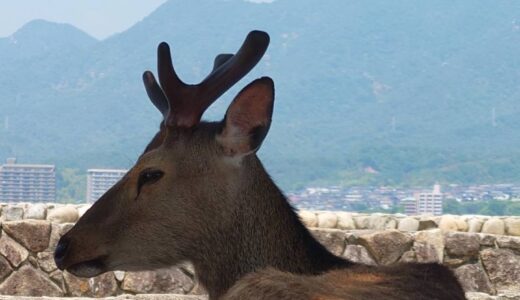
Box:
[0,0,168,39]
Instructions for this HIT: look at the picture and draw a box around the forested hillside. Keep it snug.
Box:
[1,0,520,195]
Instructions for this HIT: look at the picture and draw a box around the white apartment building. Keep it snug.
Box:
[414,184,444,216]
[86,169,127,203]
[0,158,56,202]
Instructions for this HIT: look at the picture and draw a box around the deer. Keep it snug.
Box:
[54,30,466,300]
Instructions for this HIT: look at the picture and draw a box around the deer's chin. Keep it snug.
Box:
[66,258,107,278]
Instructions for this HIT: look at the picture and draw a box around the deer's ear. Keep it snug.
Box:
[217,77,274,157]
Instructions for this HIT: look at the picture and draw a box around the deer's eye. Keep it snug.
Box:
[137,169,164,194]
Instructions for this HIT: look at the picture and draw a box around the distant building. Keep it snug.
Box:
[415,184,444,215]
[86,169,127,203]
[0,158,56,202]
[401,197,417,215]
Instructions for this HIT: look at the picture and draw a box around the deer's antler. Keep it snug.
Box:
[142,30,270,128]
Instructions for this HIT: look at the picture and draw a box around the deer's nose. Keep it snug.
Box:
[54,237,70,269]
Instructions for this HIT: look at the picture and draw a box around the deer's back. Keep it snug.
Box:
[223,263,466,300]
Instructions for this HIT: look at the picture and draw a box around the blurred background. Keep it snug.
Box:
[1,0,520,215]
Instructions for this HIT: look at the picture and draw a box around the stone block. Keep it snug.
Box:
[47,206,79,223]
[482,219,506,235]
[310,228,346,256]
[398,217,419,232]
[24,203,47,220]
[357,230,413,265]
[439,215,459,232]
[63,271,117,297]
[505,218,520,237]
[455,264,495,294]
[481,248,520,294]
[2,220,51,252]
[414,229,444,263]
[298,211,317,227]
[0,233,28,267]
[122,267,194,294]
[342,244,376,266]
[317,212,338,228]
[1,206,23,221]
[445,232,480,258]
[0,265,63,296]
[336,212,355,230]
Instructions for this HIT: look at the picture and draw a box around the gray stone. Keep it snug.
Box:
[46,223,74,252]
[479,233,497,246]
[37,251,57,273]
[317,212,338,228]
[310,228,346,256]
[469,218,484,233]
[481,248,520,294]
[505,218,520,237]
[398,217,419,232]
[368,215,396,230]
[496,236,520,250]
[399,250,417,263]
[0,255,13,281]
[455,264,495,294]
[0,265,63,296]
[0,233,28,267]
[445,232,480,258]
[47,206,79,223]
[482,219,506,235]
[342,245,376,266]
[336,212,355,230]
[414,229,445,263]
[24,203,47,220]
[2,220,51,252]
[114,270,125,281]
[357,230,413,265]
[63,271,118,297]
[466,292,496,300]
[298,211,317,227]
[353,215,371,229]
[1,206,23,221]
[122,267,194,294]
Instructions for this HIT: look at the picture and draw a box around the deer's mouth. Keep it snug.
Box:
[66,256,107,277]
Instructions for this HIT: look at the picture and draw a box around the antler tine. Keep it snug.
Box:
[199,31,270,103]
[142,71,169,119]
[157,30,270,128]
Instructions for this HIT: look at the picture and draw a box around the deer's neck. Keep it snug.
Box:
[191,157,351,299]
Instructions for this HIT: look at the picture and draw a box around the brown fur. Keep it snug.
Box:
[55,32,466,300]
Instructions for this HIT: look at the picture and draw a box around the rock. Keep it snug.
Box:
[0,233,29,267]
[481,248,520,294]
[414,229,444,263]
[336,212,355,230]
[342,245,376,266]
[455,264,495,294]
[456,218,469,232]
[399,250,417,263]
[418,217,439,230]
[357,230,413,265]
[1,206,23,221]
[479,233,497,246]
[496,236,520,251]
[438,215,459,232]
[63,271,118,297]
[466,292,496,300]
[122,267,194,294]
[368,215,396,230]
[482,218,506,235]
[298,211,317,227]
[468,218,484,233]
[505,218,520,236]
[445,232,480,258]
[354,216,370,229]
[77,204,92,218]
[24,203,47,220]
[46,223,74,252]
[37,251,57,273]
[47,206,79,223]
[2,220,51,252]
[0,265,63,296]
[310,228,346,256]
[0,255,13,281]
[114,270,125,281]
[398,217,419,232]
[317,212,338,228]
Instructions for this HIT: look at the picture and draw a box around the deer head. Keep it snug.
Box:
[54,31,272,278]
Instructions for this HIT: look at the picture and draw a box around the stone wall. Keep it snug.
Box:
[0,203,520,299]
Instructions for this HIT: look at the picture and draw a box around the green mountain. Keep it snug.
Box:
[2,0,520,191]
